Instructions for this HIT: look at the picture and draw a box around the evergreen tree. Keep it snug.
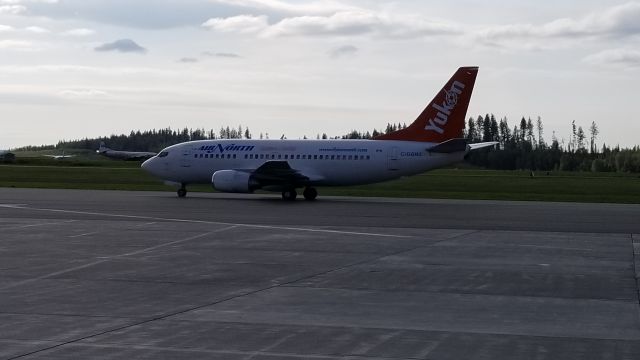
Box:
[536,116,545,148]
[589,121,599,154]
[519,117,527,143]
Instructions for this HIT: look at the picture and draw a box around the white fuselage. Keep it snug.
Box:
[142,139,466,188]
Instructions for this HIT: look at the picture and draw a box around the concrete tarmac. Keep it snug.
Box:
[0,188,639,359]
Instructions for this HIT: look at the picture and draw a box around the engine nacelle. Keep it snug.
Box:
[212,170,256,193]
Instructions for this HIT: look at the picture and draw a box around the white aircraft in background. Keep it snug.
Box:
[97,142,156,161]
[142,66,497,200]
[44,151,75,160]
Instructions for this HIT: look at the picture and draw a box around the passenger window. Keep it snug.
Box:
[194,154,197,158]
[284,155,288,159]
[302,155,306,159]
[271,154,275,159]
[233,154,236,159]
[227,154,231,159]
[296,154,300,159]
[366,155,370,160]
[342,155,346,160]
[319,155,323,160]
[331,155,335,160]
[348,155,352,160]
[244,154,248,159]
[314,155,318,160]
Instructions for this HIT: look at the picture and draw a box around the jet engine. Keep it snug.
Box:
[211,170,258,193]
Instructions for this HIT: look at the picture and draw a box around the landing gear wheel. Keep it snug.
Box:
[177,185,187,198]
[303,187,318,201]
[281,189,297,201]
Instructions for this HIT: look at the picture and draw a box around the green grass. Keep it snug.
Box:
[1,163,639,203]
[322,170,640,203]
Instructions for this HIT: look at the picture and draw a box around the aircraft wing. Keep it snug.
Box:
[249,161,312,187]
[124,152,156,161]
[44,155,75,159]
[427,138,498,153]
[428,138,468,153]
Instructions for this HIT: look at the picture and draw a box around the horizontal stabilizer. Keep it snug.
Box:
[428,138,468,153]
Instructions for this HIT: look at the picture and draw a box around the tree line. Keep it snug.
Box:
[334,115,639,173]
[14,117,639,172]
[462,114,639,173]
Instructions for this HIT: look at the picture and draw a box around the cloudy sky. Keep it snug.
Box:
[1,0,638,149]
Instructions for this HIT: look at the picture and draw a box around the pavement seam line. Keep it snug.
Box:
[5,225,240,360]
[280,230,480,289]
[4,219,76,230]
[4,227,447,359]
[33,342,407,360]
[631,234,640,308]
[0,227,233,291]
[2,204,413,238]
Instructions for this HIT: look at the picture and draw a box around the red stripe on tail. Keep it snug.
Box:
[375,66,478,143]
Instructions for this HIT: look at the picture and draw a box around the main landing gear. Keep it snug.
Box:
[303,187,318,201]
[281,187,318,201]
[281,188,297,201]
[177,184,187,198]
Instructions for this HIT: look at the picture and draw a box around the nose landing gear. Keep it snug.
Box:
[177,184,187,198]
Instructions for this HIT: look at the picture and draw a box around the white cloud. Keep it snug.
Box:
[25,26,50,33]
[178,57,198,63]
[59,89,108,99]
[61,28,95,36]
[473,1,640,47]
[0,24,14,31]
[204,9,461,39]
[0,39,36,50]
[0,0,58,15]
[0,0,59,4]
[0,4,26,14]
[210,0,354,16]
[583,48,640,68]
[0,64,156,75]
[262,10,377,37]
[202,15,269,34]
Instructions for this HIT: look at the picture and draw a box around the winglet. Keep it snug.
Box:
[375,66,478,143]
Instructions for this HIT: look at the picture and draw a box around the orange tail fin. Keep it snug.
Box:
[375,66,478,143]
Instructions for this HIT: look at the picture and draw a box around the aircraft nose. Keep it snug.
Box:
[141,158,155,173]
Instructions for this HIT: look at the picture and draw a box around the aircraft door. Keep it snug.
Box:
[387,147,399,171]
[180,148,193,168]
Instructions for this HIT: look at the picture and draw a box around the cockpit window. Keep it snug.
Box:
[158,151,169,158]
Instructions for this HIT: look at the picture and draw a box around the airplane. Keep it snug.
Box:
[44,150,75,160]
[97,142,156,161]
[141,66,497,200]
